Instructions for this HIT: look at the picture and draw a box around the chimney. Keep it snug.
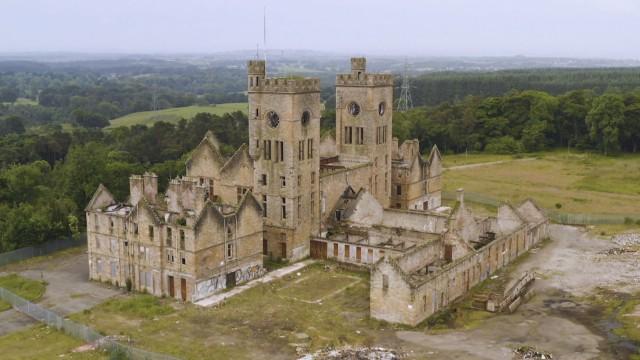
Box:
[456,188,465,207]
[129,175,143,206]
[143,172,158,204]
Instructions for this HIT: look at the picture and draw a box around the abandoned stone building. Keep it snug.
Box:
[86,57,547,324]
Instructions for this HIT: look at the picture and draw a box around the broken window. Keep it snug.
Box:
[307,138,314,158]
[382,274,389,291]
[356,127,364,144]
[227,243,234,259]
[263,140,272,160]
[166,227,172,247]
[280,176,286,187]
[281,197,287,220]
[396,185,402,196]
[344,126,353,144]
[262,195,268,217]
[179,230,185,250]
[148,225,154,240]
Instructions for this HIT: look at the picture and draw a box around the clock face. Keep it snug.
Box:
[378,102,385,116]
[301,110,311,126]
[348,102,360,116]
[267,111,279,128]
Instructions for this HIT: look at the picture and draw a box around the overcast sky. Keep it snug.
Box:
[2,0,639,59]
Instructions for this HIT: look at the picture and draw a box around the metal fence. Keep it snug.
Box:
[442,191,640,225]
[0,286,180,360]
[0,234,87,267]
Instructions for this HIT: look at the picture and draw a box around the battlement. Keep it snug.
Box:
[248,77,320,93]
[351,57,366,71]
[336,73,394,87]
[248,60,266,75]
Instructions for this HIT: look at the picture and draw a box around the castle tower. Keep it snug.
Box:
[247,60,321,261]
[336,58,394,207]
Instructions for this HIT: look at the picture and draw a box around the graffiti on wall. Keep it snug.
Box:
[235,264,265,283]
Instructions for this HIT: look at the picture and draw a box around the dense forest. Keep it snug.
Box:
[0,112,247,252]
[392,89,640,156]
[1,59,640,252]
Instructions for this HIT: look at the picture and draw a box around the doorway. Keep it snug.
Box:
[180,278,187,301]
[226,271,236,289]
[168,275,175,298]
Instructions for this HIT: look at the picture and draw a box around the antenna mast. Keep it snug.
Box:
[396,58,413,112]
[263,6,267,63]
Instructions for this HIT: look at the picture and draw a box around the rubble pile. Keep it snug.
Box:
[599,247,637,256]
[613,233,640,247]
[514,346,553,359]
[299,346,401,360]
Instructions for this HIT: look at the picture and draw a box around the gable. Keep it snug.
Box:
[342,190,384,226]
[516,200,546,224]
[85,184,116,211]
[427,145,442,177]
[496,204,524,235]
[186,135,225,179]
[220,144,254,185]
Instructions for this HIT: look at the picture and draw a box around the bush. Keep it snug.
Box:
[484,136,524,154]
[555,203,562,209]
[125,278,132,292]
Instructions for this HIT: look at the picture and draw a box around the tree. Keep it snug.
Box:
[586,94,625,155]
[0,115,26,136]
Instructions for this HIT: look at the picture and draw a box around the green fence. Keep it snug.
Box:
[0,286,180,360]
[0,234,86,267]
[442,191,640,225]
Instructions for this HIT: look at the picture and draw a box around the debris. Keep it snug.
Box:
[514,346,552,359]
[299,346,402,360]
[613,233,640,247]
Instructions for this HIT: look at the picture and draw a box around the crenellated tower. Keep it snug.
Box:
[247,60,321,260]
[335,57,394,207]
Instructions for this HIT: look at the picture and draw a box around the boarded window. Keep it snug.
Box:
[344,245,350,258]
[333,243,339,257]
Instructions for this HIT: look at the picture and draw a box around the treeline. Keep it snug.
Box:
[393,89,640,155]
[410,68,640,106]
[0,112,247,252]
[0,64,247,128]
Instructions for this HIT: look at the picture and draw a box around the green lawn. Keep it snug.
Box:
[0,325,106,360]
[0,274,47,312]
[442,152,519,168]
[71,264,377,360]
[108,103,248,128]
[444,151,640,215]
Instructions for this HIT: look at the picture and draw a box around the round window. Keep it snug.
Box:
[301,110,311,126]
[378,102,386,116]
[267,111,279,128]
[348,102,360,116]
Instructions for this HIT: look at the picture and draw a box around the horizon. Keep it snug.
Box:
[2,0,640,60]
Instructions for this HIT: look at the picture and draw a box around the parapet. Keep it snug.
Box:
[351,57,366,71]
[336,73,394,87]
[248,60,266,75]
[248,77,320,93]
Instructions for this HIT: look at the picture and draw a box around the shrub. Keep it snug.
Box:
[484,136,524,154]
[555,203,562,209]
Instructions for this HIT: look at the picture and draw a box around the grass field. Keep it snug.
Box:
[444,151,640,215]
[70,264,378,359]
[108,103,248,128]
[0,274,47,311]
[0,325,106,360]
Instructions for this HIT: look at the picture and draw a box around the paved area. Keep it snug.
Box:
[0,250,120,336]
[195,259,315,307]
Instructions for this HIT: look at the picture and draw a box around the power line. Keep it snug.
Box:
[396,58,413,112]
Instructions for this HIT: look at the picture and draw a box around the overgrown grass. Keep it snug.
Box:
[0,325,106,359]
[444,150,640,215]
[71,263,374,359]
[108,103,248,128]
[0,274,47,311]
[581,290,640,349]
[98,294,175,319]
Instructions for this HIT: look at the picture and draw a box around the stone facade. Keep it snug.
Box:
[86,57,445,304]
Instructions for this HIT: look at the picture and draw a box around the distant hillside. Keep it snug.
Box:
[108,103,247,128]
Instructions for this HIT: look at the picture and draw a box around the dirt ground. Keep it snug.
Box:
[0,248,119,336]
[391,224,640,359]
